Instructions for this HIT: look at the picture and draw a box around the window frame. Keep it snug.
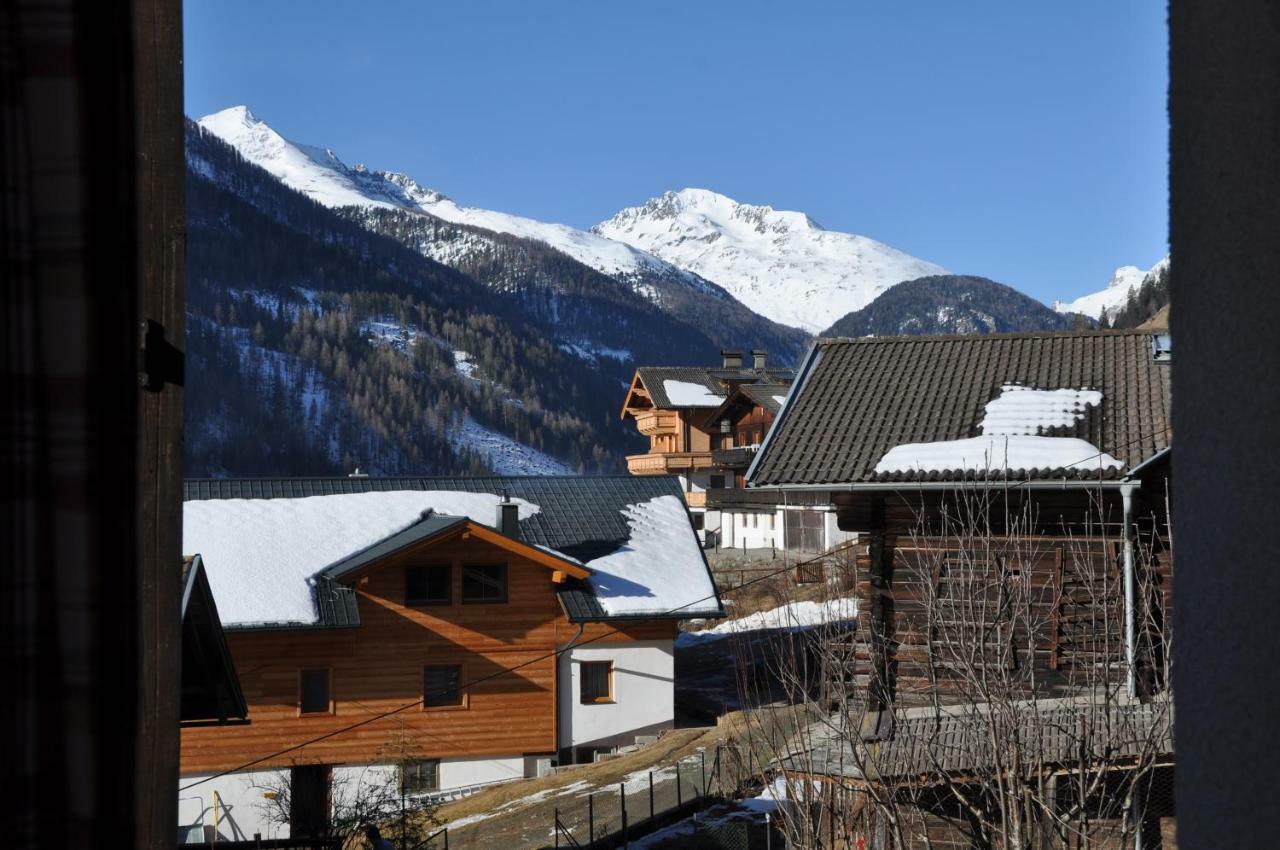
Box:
[399,759,441,795]
[298,668,333,716]
[579,660,614,705]
[422,663,468,711]
[461,563,508,604]
[405,563,452,607]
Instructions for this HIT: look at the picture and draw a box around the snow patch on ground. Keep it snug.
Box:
[183,491,540,626]
[558,340,633,365]
[676,598,857,647]
[446,417,574,476]
[448,780,594,830]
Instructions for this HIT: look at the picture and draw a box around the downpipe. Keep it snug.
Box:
[1120,481,1142,850]
[1121,482,1137,700]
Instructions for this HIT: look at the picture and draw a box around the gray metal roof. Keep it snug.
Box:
[318,513,469,581]
[633,366,794,409]
[184,475,723,623]
[784,695,1174,782]
[750,331,1173,486]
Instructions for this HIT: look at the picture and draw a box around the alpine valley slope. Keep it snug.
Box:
[196,106,807,361]
[185,120,762,478]
[594,188,949,333]
[821,275,1079,337]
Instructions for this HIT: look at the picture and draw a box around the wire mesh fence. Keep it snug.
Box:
[551,745,756,849]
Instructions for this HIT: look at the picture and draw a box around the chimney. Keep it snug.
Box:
[752,350,768,370]
[721,349,743,369]
[497,492,520,539]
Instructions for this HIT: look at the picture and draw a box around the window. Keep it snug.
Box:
[299,669,331,715]
[406,564,451,605]
[424,664,465,708]
[400,759,440,794]
[709,474,725,490]
[580,661,613,704]
[752,513,758,528]
[462,564,507,603]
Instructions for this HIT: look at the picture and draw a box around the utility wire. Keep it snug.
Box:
[181,426,1171,792]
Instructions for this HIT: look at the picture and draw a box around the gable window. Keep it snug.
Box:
[299,669,331,715]
[462,564,507,604]
[580,661,613,704]
[424,664,465,709]
[406,564,451,606]
[400,759,440,794]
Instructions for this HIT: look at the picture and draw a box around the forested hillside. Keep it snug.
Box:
[187,122,777,477]
[820,275,1082,338]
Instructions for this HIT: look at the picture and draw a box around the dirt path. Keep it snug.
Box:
[432,726,728,850]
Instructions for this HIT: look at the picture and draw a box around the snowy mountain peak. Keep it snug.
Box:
[1054,255,1170,320]
[194,106,710,290]
[595,189,947,332]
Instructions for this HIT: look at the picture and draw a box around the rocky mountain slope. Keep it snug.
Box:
[1053,256,1170,322]
[594,188,948,332]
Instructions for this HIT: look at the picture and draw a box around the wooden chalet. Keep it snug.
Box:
[619,349,792,510]
[748,330,1174,707]
[748,330,1177,847]
[178,475,722,841]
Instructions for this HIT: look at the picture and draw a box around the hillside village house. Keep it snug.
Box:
[621,350,851,554]
[746,330,1176,845]
[178,475,722,842]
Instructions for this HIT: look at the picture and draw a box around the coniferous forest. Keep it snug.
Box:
[185,122,801,477]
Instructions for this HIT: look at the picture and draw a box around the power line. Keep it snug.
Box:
[180,548,831,792]
[181,428,1170,792]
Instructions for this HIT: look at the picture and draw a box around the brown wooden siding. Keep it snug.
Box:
[181,536,676,775]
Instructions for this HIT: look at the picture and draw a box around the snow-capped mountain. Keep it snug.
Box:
[1053,256,1170,321]
[196,106,710,298]
[593,188,949,332]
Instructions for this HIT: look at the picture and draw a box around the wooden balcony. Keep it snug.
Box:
[685,491,707,508]
[629,409,681,438]
[711,446,758,469]
[625,452,716,475]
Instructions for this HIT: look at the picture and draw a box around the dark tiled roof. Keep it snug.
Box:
[738,383,791,415]
[313,578,362,629]
[634,366,794,409]
[749,331,1172,486]
[185,476,723,622]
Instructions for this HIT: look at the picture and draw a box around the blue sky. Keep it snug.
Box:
[184,1,1168,305]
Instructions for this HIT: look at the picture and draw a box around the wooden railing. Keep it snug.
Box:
[625,452,716,475]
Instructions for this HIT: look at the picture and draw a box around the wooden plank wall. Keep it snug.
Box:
[181,536,674,774]
[837,486,1173,706]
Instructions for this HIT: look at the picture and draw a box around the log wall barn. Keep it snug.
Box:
[180,533,676,775]
[833,481,1173,709]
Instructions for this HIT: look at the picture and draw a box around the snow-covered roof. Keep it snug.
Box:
[183,476,723,628]
[750,332,1171,486]
[183,490,539,627]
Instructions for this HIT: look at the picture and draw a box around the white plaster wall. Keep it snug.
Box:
[731,510,781,549]
[438,755,526,788]
[178,768,287,843]
[179,755,529,843]
[557,640,674,756]
[825,513,856,550]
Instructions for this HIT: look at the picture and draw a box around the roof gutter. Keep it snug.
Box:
[747,479,1132,493]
